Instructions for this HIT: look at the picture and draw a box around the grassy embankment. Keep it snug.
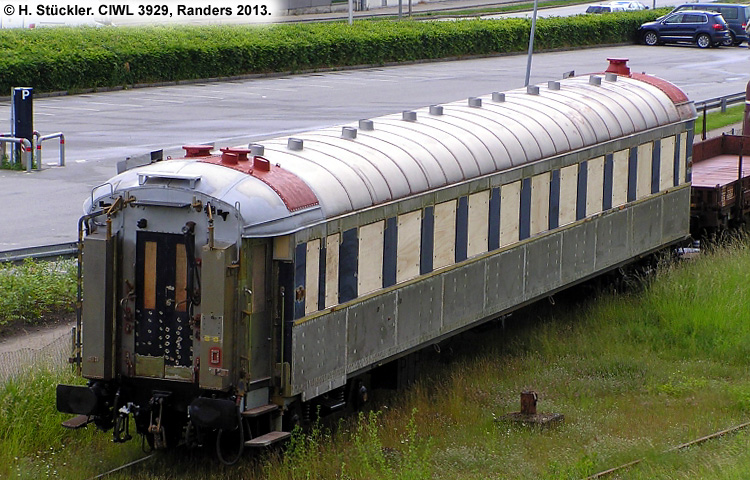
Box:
[0,259,76,334]
[696,104,746,136]
[4,240,750,478]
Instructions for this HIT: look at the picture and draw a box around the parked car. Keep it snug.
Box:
[610,1,649,10]
[586,3,626,13]
[639,10,732,48]
[585,1,647,13]
[667,3,750,45]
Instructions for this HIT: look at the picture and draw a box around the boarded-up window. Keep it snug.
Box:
[324,234,339,308]
[660,135,675,191]
[530,173,550,235]
[304,240,320,315]
[500,181,521,246]
[637,142,653,199]
[586,156,605,217]
[612,149,629,208]
[358,222,384,295]
[143,241,157,310]
[467,191,489,257]
[559,165,578,226]
[433,201,456,270]
[397,211,421,283]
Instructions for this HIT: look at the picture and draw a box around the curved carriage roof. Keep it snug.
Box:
[100,71,695,237]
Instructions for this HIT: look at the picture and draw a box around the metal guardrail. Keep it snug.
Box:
[0,242,79,263]
[694,92,746,114]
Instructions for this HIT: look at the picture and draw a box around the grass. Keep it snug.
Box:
[695,104,746,136]
[0,259,76,332]
[3,235,747,479]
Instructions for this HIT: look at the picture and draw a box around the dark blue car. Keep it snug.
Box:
[639,10,732,48]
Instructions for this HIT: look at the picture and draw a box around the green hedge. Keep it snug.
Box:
[0,10,665,94]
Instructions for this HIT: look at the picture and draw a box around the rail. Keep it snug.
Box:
[694,91,746,114]
[0,242,79,263]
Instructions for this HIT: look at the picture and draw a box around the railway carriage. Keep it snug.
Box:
[56,59,697,457]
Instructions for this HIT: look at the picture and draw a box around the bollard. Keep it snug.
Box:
[520,391,538,415]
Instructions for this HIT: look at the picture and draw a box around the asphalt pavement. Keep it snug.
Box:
[0,0,745,253]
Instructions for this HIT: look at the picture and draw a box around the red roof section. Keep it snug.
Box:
[630,73,689,105]
[194,149,319,212]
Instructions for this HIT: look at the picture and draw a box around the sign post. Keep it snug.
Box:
[11,87,33,168]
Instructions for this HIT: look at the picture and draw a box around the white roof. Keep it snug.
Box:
[95,72,695,236]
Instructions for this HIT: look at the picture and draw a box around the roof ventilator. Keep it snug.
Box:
[589,75,602,86]
[342,126,357,139]
[182,145,213,157]
[562,70,575,79]
[548,81,561,91]
[526,86,540,95]
[402,111,417,122]
[429,105,444,115]
[221,151,239,165]
[492,92,505,102]
[468,97,482,108]
[359,119,374,131]
[220,147,251,162]
[605,72,618,82]
[253,156,271,172]
[288,138,303,151]
[249,144,265,156]
[605,58,631,76]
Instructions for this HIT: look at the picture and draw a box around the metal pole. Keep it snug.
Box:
[348,0,353,24]
[398,0,402,18]
[524,0,539,87]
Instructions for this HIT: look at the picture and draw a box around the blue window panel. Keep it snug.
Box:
[489,187,501,250]
[338,228,358,304]
[627,147,638,202]
[651,139,661,194]
[549,171,560,230]
[317,244,327,311]
[383,217,398,287]
[673,133,681,187]
[603,153,614,211]
[455,196,469,262]
[576,161,588,220]
[294,243,306,320]
[519,178,532,240]
[420,207,434,275]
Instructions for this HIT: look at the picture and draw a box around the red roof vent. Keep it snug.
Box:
[605,58,630,76]
[220,147,252,162]
[183,145,213,157]
[253,156,271,172]
[221,151,239,165]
